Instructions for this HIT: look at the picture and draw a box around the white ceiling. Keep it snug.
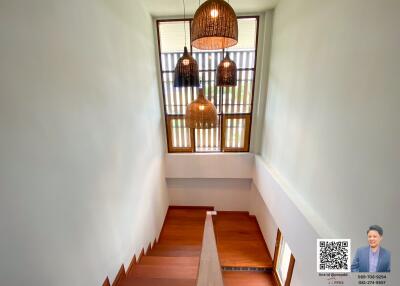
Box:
[144,0,279,17]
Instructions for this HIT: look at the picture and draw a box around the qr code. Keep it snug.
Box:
[317,239,351,273]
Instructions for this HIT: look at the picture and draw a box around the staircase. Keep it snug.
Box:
[120,207,212,286]
[106,208,277,286]
[212,211,276,286]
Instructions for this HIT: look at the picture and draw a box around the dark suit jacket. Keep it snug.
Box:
[351,246,391,272]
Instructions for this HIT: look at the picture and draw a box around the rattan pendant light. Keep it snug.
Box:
[186,88,218,129]
[174,46,200,87]
[216,52,237,86]
[191,0,238,50]
[174,0,199,87]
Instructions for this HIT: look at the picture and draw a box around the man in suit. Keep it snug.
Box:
[351,225,391,272]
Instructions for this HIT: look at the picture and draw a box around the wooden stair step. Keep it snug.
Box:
[121,277,196,286]
[213,224,259,232]
[160,233,204,239]
[215,211,250,216]
[139,256,199,266]
[220,260,273,269]
[147,248,201,257]
[223,271,277,286]
[217,242,271,250]
[164,216,208,222]
[161,225,205,232]
[129,264,198,279]
[151,244,202,251]
[158,239,203,246]
[167,208,212,218]
[153,243,202,248]
[216,232,265,241]
[213,219,259,228]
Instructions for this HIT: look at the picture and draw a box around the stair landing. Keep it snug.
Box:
[213,212,273,269]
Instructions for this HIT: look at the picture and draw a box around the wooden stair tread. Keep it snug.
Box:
[166,209,211,219]
[129,264,198,279]
[139,256,199,266]
[152,244,202,250]
[223,271,277,286]
[121,277,196,286]
[148,249,201,257]
[220,260,273,268]
[148,244,202,256]
[157,239,203,246]
[216,211,250,215]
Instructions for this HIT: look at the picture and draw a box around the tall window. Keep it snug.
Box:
[156,17,259,153]
[273,229,295,286]
[277,237,292,284]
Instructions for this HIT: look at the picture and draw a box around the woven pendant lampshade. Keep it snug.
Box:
[191,0,238,50]
[186,88,218,129]
[216,52,237,86]
[174,46,200,87]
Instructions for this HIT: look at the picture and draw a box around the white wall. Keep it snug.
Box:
[251,10,274,153]
[0,1,168,285]
[260,0,400,284]
[166,154,254,211]
[253,157,321,285]
[168,178,251,211]
[165,153,254,179]
[249,182,278,259]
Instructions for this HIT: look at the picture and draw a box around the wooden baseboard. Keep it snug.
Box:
[146,242,152,255]
[137,248,145,263]
[126,254,136,277]
[112,264,126,286]
[102,277,111,286]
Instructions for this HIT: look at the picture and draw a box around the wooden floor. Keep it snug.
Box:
[213,212,276,286]
[213,212,273,268]
[121,207,211,286]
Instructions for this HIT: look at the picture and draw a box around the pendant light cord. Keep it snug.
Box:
[183,0,187,47]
